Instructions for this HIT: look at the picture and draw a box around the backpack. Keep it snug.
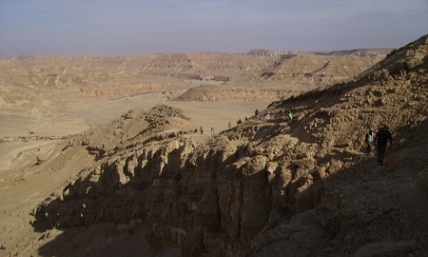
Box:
[377,129,392,145]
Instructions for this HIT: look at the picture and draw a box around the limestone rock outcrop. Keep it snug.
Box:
[33,35,428,257]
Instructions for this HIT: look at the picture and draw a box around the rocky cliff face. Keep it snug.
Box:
[33,35,428,257]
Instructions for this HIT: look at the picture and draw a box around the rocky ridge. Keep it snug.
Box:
[29,35,428,257]
[172,84,297,102]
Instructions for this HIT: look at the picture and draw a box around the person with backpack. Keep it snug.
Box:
[375,125,392,165]
[255,109,260,120]
[288,110,294,124]
[365,128,375,155]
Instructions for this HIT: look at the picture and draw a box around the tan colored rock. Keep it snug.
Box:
[3,36,428,257]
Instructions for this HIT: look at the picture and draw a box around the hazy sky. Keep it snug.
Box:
[1,0,427,57]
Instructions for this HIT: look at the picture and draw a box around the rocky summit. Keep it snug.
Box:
[1,36,427,257]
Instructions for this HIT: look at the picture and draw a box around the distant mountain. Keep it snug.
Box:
[311,48,393,57]
[0,50,389,103]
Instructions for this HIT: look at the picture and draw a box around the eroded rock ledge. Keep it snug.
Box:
[35,120,325,256]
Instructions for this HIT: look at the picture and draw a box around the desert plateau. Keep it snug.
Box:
[0,35,428,257]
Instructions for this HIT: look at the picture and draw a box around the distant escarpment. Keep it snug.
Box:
[250,53,387,85]
[311,48,393,57]
[33,35,428,256]
[1,50,389,102]
[171,85,298,101]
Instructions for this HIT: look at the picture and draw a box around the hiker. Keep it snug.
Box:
[211,127,214,135]
[288,110,294,123]
[375,125,392,165]
[255,109,260,120]
[237,119,242,125]
[245,116,248,121]
[365,128,375,155]
[264,112,271,120]
[200,126,204,135]
[228,122,232,129]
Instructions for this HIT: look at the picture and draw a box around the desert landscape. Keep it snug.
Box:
[0,35,427,257]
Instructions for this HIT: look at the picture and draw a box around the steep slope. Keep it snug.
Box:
[27,35,428,257]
